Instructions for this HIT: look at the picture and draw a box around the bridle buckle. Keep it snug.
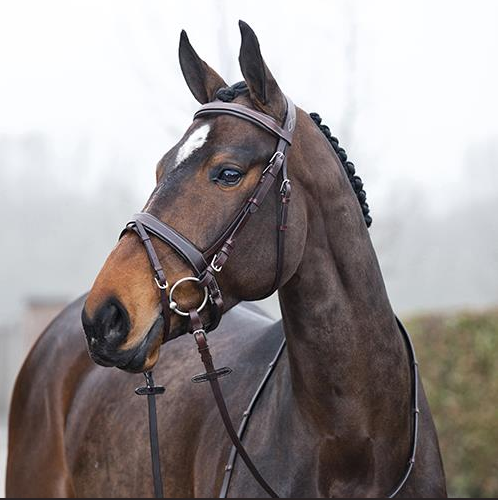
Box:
[269,151,285,164]
[192,327,206,336]
[280,178,291,196]
[211,253,223,273]
[154,277,169,290]
[261,151,285,177]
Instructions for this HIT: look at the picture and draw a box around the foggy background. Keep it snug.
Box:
[1,0,497,496]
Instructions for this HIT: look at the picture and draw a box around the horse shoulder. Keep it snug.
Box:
[7,294,92,498]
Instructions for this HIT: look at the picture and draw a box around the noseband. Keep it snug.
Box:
[122,97,419,498]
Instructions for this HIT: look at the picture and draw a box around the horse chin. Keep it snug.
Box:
[116,315,192,373]
[117,316,165,373]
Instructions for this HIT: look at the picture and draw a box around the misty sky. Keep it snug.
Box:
[1,0,497,211]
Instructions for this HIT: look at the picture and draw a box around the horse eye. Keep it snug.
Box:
[216,168,243,186]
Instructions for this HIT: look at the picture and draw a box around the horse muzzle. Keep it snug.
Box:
[81,298,165,373]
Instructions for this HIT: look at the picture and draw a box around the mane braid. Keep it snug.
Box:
[309,113,372,227]
[215,83,372,228]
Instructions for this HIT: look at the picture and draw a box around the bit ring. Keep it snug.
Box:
[168,276,208,317]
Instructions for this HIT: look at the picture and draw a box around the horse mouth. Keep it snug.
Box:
[87,310,193,373]
[87,316,165,373]
[117,317,167,372]
[111,314,192,372]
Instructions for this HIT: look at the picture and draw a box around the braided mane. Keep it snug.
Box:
[215,83,372,228]
[308,113,372,227]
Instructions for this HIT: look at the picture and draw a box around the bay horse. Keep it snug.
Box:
[7,22,446,498]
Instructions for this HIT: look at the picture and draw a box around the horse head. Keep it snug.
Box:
[81,22,310,372]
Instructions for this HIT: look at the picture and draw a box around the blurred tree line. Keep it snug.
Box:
[0,132,142,324]
[371,138,498,314]
[2,131,498,323]
[409,309,498,498]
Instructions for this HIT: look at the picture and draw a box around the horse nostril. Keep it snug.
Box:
[82,298,130,345]
[102,300,130,341]
[104,304,123,336]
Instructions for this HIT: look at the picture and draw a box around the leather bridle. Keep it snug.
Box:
[124,97,420,498]
[123,97,295,345]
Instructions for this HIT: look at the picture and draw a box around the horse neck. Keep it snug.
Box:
[278,121,411,438]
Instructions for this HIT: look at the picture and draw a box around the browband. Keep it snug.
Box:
[194,99,296,144]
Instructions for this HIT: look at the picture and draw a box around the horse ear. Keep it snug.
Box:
[238,20,286,120]
[179,30,227,104]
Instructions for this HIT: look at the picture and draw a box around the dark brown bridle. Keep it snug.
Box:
[123,97,296,343]
[123,97,420,498]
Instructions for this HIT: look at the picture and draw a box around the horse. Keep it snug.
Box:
[7,21,447,498]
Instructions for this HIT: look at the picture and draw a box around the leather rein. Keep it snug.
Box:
[123,97,420,498]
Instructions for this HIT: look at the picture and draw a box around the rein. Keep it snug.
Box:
[123,97,420,498]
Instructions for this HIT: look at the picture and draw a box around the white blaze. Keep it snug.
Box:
[174,124,210,168]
